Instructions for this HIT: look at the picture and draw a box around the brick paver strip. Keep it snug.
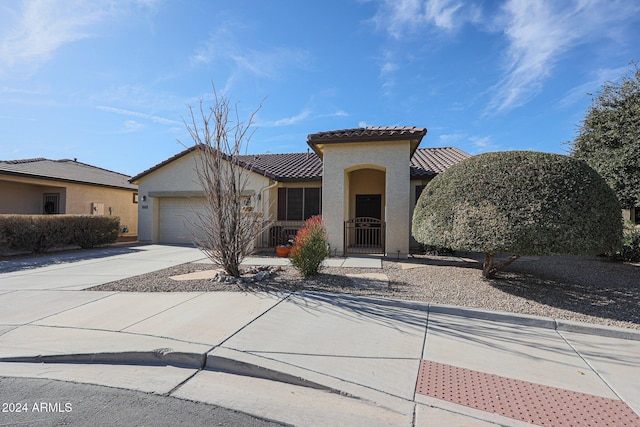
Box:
[416,360,640,426]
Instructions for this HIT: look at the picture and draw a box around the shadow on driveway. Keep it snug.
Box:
[0,246,144,274]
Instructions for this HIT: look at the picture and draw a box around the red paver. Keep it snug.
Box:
[416,360,640,426]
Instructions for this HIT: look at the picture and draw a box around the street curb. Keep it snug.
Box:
[428,303,557,328]
[556,320,640,341]
[297,291,640,341]
[0,350,206,369]
[205,355,346,394]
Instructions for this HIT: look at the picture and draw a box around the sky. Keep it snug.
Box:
[1,0,639,177]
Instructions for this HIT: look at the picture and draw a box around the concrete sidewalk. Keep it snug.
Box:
[0,245,639,426]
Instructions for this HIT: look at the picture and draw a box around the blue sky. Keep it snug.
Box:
[1,0,639,177]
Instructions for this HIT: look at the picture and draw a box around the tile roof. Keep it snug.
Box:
[0,158,137,190]
[410,147,471,177]
[307,126,427,143]
[130,144,470,183]
[239,152,323,182]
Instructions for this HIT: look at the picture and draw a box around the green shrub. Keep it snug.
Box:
[0,215,120,253]
[418,244,455,256]
[1,215,71,253]
[608,222,640,262]
[289,216,330,277]
[68,216,120,249]
[412,151,623,277]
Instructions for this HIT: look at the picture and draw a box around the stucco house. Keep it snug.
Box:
[0,158,138,238]
[130,126,470,257]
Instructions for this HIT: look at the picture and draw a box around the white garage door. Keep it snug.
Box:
[158,197,208,245]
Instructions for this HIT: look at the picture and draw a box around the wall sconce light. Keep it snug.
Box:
[142,195,147,201]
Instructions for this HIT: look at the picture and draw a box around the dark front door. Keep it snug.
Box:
[354,195,382,246]
[355,194,381,219]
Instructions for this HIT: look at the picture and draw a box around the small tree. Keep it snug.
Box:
[570,62,640,210]
[289,216,330,277]
[183,88,265,278]
[412,151,622,278]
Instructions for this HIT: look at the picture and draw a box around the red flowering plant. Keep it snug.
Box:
[289,215,330,277]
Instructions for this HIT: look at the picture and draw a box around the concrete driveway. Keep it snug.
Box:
[0,245,208,291]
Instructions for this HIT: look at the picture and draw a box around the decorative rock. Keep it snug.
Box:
[254,271,270,281]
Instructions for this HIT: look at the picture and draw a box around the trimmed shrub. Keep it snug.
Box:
[0,215,120,253]
[1,215,72,253]
[608,222,640,262]
[289,216,330,277]
[68,216,120,249]
[412,151,623,277]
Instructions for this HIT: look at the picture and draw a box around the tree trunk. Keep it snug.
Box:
[482,253,495,278]
[483,252,520,279]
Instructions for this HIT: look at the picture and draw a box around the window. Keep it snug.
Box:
[43,193,60,214]
[133,193,139,203]
[277,187,321,220]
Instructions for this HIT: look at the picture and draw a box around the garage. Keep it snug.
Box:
[158,197,208,245]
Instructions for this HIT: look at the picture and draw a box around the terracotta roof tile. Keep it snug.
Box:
[308,126,427,143]
[0,158,137,190]
[410,147,471,177]
[130,144,470,183]
[242,146,469,180]
[239,152,323,182]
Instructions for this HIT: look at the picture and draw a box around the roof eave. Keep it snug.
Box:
[0,170,137,191]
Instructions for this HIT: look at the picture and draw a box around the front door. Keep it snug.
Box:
[355,194,381,219]
[354,194,382,247]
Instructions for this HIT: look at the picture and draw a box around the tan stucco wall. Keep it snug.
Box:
[321,140,413,257]
[0,176,137,236]
[135,150,271,243]
[0,179,62,214]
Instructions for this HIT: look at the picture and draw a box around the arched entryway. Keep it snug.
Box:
[344,167,386,254]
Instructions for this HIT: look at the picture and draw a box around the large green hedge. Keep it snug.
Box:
[0,215,120,253]
[412,151,623,275]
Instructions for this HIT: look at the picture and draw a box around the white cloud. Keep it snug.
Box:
[191,24,312,81]
[485,0,640,114]
[97,105,180,126]
[0,0,156,76]
[257,109,311,127]
[557,65,631,108]
[469,135,497,153]
[320,110,349,118]
[123,120,143,133]
[372,0,481,38]
[272,110,312,127]
[259,108,348,128]
[439,133,465,144]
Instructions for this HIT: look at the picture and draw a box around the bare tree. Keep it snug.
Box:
[183,89,265,277]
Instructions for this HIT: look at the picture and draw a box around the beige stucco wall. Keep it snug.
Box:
[135,150,271,243]
[0,179,62,214]
[321,140,412,257]
[0,175,137,236]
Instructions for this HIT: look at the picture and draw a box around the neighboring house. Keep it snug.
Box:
[130,126,470,257]
[0,158,138,238]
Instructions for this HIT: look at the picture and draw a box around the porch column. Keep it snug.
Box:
[321,152,346,256]
[385,169,410,257]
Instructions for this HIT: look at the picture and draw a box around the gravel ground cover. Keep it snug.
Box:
[91,253,639,330]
